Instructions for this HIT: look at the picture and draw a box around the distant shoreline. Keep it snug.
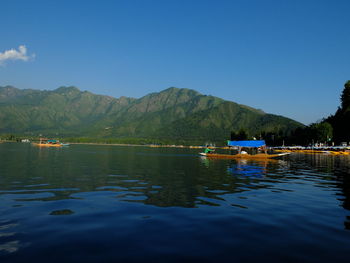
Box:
[66,142,206,149]
[1,140,206,149]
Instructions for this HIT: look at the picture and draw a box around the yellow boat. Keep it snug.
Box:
[33,138,62,147]
[34,143,62,147]
[200,152,289,159]
[200,140,290,159]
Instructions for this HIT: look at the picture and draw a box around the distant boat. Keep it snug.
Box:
[200,140,290,159]
[33,138,69,147]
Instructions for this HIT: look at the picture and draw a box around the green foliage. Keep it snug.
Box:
[286,81,349,146]
[341,80,350,110]
[325,81,350,143]
[287,122,333,146]
[309,122,333,142]
[154,101,302,143]
[230,129,248,140]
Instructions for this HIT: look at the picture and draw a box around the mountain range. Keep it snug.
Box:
[0,85,303,142]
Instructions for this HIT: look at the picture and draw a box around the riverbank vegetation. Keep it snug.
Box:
[228,81,349,146]
[289,80,350,146]
[257,81,349,146]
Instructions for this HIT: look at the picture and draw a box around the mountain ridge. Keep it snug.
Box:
[0,85,304,141]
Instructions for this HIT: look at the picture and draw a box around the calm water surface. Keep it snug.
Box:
[0,143,350,262]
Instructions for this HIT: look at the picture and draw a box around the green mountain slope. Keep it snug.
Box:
[0,85,304,141]
[155,101,301,141]
[96,87,224,137]
[0,86,135,135]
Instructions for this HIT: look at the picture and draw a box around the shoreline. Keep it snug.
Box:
[1,140,207,149]
[3,140,350,153]
[67,142,206,149]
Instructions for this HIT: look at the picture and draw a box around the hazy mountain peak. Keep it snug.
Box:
[0,85,21,99]
[54,86,80,94]
[160,87,202,96]
[0,85,19,94]
[0,85,17,90]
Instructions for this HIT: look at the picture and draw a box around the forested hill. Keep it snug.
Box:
[0,85,303,141]
[285,81,349,146]
[326,80,350,143]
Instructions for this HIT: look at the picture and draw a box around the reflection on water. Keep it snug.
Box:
[227,159,267,178]
[0,143,349,209]
[49,209,74,215]
[1,143,350,262]
[0,221,19,254]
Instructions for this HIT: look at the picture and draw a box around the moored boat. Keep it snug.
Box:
[200,140,290,159]
[199,152,289,159]
[33,138,69,147]
[35,143,62,147]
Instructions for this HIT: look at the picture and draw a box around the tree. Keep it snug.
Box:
[287,81,349,145]
[309,122,333,143]
[328,81,350,143]
[341,80,350,111]
[230,129,248,140]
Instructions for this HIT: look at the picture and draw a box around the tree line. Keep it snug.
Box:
[293,80,350,146]
[231,81,350,146]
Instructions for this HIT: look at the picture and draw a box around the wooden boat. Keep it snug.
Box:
[199,152,290,159]
[200,140,290,159]
[33,138,65,147]
[34,143,62,147]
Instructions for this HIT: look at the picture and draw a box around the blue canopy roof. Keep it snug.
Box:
[227,140,266,147]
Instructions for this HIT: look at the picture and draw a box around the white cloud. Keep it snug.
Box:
[0,45,35,65]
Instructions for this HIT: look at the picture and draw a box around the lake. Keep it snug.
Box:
[0,143,349,262]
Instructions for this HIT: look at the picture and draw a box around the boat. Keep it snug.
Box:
[33,138,68,147]
[199,152,289,159]
[200,140,290,159]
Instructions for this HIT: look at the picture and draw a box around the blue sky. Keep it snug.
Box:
[1,0,349,124]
